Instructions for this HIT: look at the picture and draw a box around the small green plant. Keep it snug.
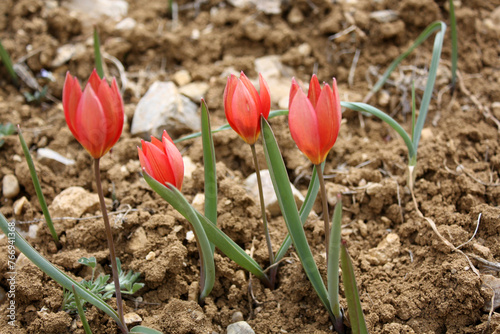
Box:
[63,257,143,313]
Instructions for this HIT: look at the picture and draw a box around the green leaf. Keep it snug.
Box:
[0,39,18,85]
[130,326,163,334]
[327,198,343,322]
[18,126,60,246]
[341,243,368,334]
[142,172,270,285]
[448,0,458,88]
[275,163,323,263]
[200,99,217,254]
[341,102,416,162]
[260,117,332,316]
[0,213,126,332]
[142,173,215,301]
[93,27,104,79]
[72,285,93,334]
[412,22,446,155]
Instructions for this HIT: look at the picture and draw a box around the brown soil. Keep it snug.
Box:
[1,0,500,333]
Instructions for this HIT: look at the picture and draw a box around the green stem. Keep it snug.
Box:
[316,164,330,260]
[94,159,127,333]
[250,144,276,288]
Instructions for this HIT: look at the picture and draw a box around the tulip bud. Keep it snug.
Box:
[138,130,184,190]
[223,71,271,145]
[288,75,342,165]
[63,69,124,159]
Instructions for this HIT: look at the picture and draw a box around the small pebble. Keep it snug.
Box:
[232,311,244,323]
[227,321,255,334]
[2,174,20,199]
[145,251,156,261]
[13,196,29,216]
[124,312,142,325]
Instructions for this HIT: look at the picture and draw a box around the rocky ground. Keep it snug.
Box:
[1,0,500,333]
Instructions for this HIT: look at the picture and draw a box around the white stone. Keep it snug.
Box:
[115,17,137,30]
[370,10,399,23]
[124,312,142,325]
[51,43,86,67]
[192,193,205,212]
[2,174,20,199]
[179,82,209,102]
[186,230,195,242]
[172,70,192,86]
[227,0,281,14]
[227,321,255,334]
[131,81,200,139]
[13,196,29,216]
[183,156,197,179]
[145,251,156,261]
[64,0,128,20]
[244,170,304,216]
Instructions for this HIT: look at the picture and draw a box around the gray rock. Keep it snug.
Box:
[131,81,200,139]
[244,170,304,216]
[231,311,244,323]
[179,82,209,102]
[2,174,20,199]
[51,43,86,68]
[64,0,128,20]
[227,0,281,14]
[227,321,255,334]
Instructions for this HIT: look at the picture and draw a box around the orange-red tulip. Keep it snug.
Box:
[138,130,184,190]
[223,71,271,145]
[288,75,341,165]
[63,69,124,159]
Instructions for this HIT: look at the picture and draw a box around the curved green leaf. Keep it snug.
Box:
[93,27,104,79]
[142,171,270,286]
[200,99,217,254]
[130,326,163,334]
[0,213,126,332]
[18,126,59,245]
[260,117,332,316]
[72,285,93,334]
[143,173,215,301]
[327,198,343,322]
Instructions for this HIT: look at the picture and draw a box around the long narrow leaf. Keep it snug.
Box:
[341,242,368,334]
[93,27,104,79]
[130,326,163,334]
[341,102,416,161]
[368,21,446,95]
[174,109,289,143]
[261,117,332,316]
[275,163,323,263]
[18,126,59,246]
[0,40,18,85]
[327,197,343,321]
[200,99,217,254]
[412,22,446,154]
[143,173,215,301]
[448,0,458,88]
[72,285,93,334]
[0,213,125,332]
[141,172,270,285]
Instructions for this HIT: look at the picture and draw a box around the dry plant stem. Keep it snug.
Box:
[315,164,330,260]
[94,158,127,333]
[250,144,276,287]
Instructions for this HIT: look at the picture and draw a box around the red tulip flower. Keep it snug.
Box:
[223,71,271,145]
[138,130,184,190]
[63,69,124,159]
[288,75,342,165]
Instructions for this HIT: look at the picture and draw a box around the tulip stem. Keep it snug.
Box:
[250,144,276,288]
[315,164,330,260]
[94,158,128,334]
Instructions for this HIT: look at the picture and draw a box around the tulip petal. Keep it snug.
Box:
[289,89,322,164]
[223,75,238,124]
[141,141,176,186]
[307,74,322,109]
[62,72,82,137]
[230,81,260,144]
[239,72,263,114]
[96,78,124,149]
[138,145,153,176]
[258,73,271,119]
[75,85,108,158]
[162,130,174,144]
[150,136,164,151]
[316,83,341,159]
[88,69,102,93]
[288,78,300,109]
[163,138,184,189]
